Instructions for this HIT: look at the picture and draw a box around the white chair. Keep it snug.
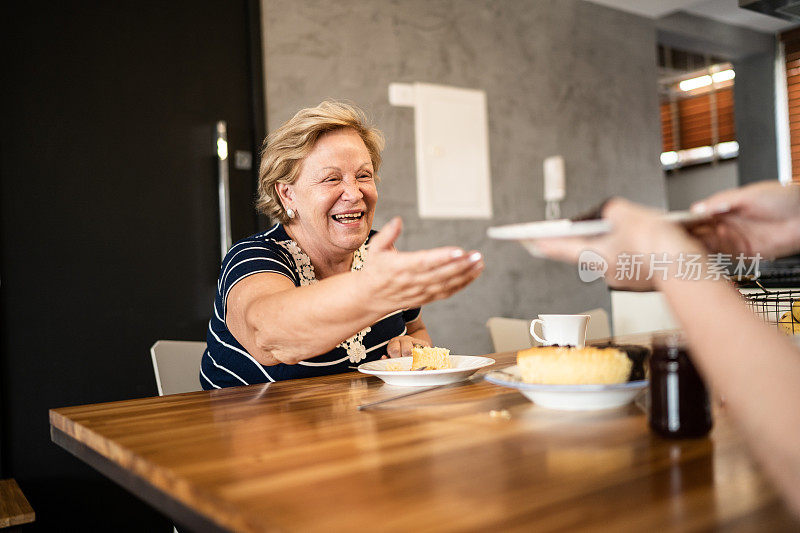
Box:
[486,317,538,353]
[150,340,205,533]
[610,291,679,336]
[581,307,612,341]
[150,340,206,396]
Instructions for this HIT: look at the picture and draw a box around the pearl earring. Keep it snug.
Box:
[286,208,295,219]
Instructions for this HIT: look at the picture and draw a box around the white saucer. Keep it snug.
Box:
[358,355,495,387]
[484,365,647,411]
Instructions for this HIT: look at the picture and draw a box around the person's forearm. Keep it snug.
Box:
[244,271,398,365]
[657,275,800,514]
[406,320,432,345]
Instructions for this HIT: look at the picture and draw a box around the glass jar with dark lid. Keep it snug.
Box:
[648,333,713,438]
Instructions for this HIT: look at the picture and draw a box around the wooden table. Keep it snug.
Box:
[0,479,35,528]
[50,341,799,532]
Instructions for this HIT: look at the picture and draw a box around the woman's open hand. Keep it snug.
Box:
[362,217,484,311]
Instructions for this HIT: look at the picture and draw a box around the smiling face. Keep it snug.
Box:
[278,128,378,262]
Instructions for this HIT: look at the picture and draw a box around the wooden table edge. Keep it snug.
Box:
[0,478,35,527]
[50,421,230,533]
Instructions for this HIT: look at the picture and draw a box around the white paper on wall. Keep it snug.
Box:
[410,83,493,219]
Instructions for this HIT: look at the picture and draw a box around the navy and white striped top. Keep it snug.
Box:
[200,223,420,389]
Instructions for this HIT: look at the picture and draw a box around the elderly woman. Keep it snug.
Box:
[200,101,484,388]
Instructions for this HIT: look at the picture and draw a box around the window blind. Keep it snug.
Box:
[660,87,735,153]
[781,27,800,182]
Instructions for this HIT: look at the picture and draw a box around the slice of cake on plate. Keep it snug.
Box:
[411,345,450,370]
[517,346,631,385]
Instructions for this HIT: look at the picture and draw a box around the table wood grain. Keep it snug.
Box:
[50,338,799,532]
[0,478,35,527]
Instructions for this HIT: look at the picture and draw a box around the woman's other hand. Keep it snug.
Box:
[690,181,800,259]
[363,217,484,310]
[385,335,431,358]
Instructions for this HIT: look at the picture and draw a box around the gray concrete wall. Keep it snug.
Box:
[666,160,739,210]
[735,50,780,184]
[657,11,774,59]
[261,0,665,355]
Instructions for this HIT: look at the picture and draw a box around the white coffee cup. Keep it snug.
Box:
[530,314,590,348]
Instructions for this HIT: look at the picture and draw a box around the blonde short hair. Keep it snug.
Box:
[256,100,385,223]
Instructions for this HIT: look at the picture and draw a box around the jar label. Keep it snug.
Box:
[667,372,680,432]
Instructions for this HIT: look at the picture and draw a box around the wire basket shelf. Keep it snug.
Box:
[742,284,800,336]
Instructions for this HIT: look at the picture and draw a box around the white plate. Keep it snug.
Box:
[484,365,648,411]
[486,211,714,257]
[357,355,495,387]
[487,219,612,241]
